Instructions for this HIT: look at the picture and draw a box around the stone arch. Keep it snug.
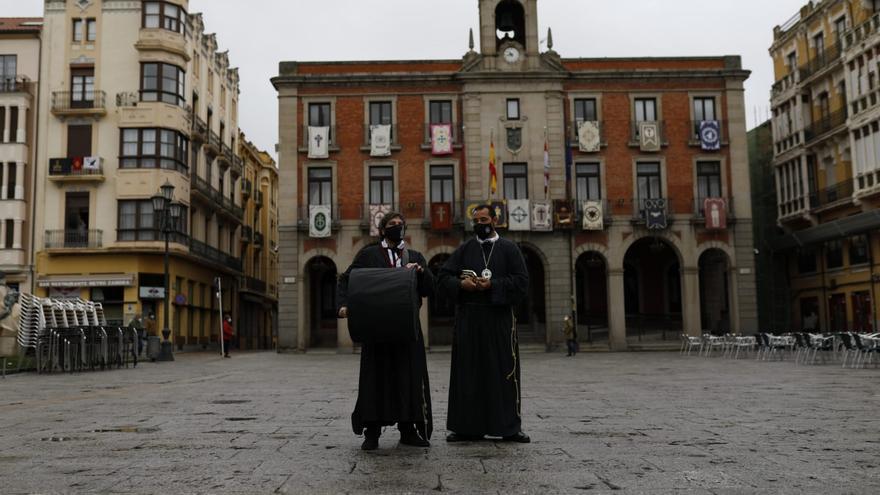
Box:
[574,247,610,344]
[514,241,549,341]
[621,235,684,342]
[695,241,736,269]
[698,247,733,334]
[615,230,686,269]
[302,255,338,349]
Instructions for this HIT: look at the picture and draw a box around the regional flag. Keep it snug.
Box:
[489,137,497,197]
[543,139,550,198]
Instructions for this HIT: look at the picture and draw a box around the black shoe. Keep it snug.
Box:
[400,432,430,447]
[502,431,531,443]
[361,436,379,450]
[446,432,481,443]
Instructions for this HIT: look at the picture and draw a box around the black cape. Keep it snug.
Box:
[337,243,434,440]
[437,237,529,437]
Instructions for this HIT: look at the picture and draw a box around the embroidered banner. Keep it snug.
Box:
[639,121,661,152]
[430,202,452,231]
[508,199,531,231]
[308,126,330,159]
[369,204,391,237]
[554,200,574,230]
[49,158,71,174]
[531,200,552,231]
[83,156,101,170]
[431,124,453,155]
[490,200,508,229]
[699,120,721,151]
[578,121,601,152]
[703,198,727,230]
[370,124,392,157]
[309,205,332,238]
[644,198,668,230]
[582,201,604,231]
[71,156,84,172]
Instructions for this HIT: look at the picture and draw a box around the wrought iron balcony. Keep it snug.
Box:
[241,178,252,198]
[362,124,399,148]
[254,232,264,247]
[255,190,264,208]
[241,225,253,243]
[0,77,32,95]
[45,229,103,249]
[189,237,241,272]
[804,108,847,143]
[629,121,668,146]
[421,122,464,146]
[48,157,104,181]
[569,120,607,149]
[809,178,854,210]
[798,43,842,81]
[243,276,266,294]
[51,90,107,115]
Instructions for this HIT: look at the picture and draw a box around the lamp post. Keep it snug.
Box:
[151,180,183,362]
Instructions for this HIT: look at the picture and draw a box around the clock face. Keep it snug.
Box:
[503,47,520,63]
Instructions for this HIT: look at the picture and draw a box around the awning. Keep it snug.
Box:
[771,210,880,251]
[37,274,134,288]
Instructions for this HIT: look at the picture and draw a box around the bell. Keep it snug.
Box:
[496,9,516,33]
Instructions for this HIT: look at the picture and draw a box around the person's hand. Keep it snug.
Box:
[338,307,348,319]
[460,277,478,292]
[476,277,492,291]
[405,262,423,273]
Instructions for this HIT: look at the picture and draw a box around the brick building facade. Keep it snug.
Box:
[273,0,757,351]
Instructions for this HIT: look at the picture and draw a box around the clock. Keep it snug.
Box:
[503,46,520,63]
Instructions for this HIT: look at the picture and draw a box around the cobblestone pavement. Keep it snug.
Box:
[0,350,878,494]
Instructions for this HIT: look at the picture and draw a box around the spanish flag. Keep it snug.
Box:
[489,137,497,196]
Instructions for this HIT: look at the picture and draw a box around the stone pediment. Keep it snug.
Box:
[458,50,567,75]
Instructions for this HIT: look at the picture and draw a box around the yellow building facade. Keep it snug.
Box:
[238,131,278,349]
[34,0,247,349]
[770,0,880,333]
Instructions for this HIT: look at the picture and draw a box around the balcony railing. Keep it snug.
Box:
[241,225,253,243]
[48,157,104,177]
[570,120,607,148]
[629,121,667,146]
[207,130,221,153]
[804,108,847,143]
[51,90,107,113]
[254,232,264,247]
[190,238,241,272]
[363,124,399,147]
[190,172,244,220]
[0,77,32,95]
[421,122,464,146]
[241,178,252,198]
[573,199,614,223]
[693,197,735,219]
[221,143,234,164]
[45,229,103,249]
[296,204,342,230]
[844,12,880,51]
[191,116,207,140]
[255,190,264,207]
[687,120,728,146]
[231,155,243,177]
[798,43,842,81]
[632,197,669,222]
[243,276,266,294]
[809,178,854,210]
[301,125,337,150]
[771,71,800,100]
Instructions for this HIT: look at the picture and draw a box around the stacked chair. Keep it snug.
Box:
[15,295,138,373]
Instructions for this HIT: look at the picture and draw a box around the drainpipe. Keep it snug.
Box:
[868,231,878,331]
[28,27,43,296]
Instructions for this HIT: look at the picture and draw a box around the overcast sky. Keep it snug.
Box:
[7,0,807,158]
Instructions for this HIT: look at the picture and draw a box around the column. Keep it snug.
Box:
[0,162,7,199]
[16,106,25,143]
[607,268,627,351]
[681,266,702,337]
[0,220,5,249]
[15,161,24,200]
[13,220,22,249]
[2,106,9,143]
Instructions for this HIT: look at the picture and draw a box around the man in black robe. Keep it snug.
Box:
[337,212,434,450]
[438,204,531,443]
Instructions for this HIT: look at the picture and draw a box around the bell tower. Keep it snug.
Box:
[478,0,539,58]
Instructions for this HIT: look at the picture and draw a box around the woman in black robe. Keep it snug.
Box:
[337,212,434,450]
[437,204,531,442]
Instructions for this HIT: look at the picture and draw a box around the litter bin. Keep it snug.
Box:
[146,336,161,361]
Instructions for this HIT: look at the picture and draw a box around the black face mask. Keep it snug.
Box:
[474,223,494,240]
[384,224,405,243]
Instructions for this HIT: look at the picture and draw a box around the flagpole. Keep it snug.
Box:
[215,277,225,357]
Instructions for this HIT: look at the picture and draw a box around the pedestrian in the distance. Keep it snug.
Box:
[222,314,233,358]
[563,315,577,357]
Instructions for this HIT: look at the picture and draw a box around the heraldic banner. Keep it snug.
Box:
[531,200,552,231]
[644,198,668,230]
[83,156,101,170]
[582,200,604,231]
[308,126,330,159]
[699,120,721,151]
[430,202,452,231]
[490,200,508,229]
[703,198,727,230]
[309,205,332,238]
[369,204,391,237]
[370,124,392,157]
[639,121,661,152]
[508,199,531,231]
[431,124,453,155]
[554,200,574,229]
[577,121,601,152]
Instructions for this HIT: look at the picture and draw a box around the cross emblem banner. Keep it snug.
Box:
[507,199,531,231]
[431,124,453,155]
[639,121,661,152]
[699,120,721,151]
[308,126,330,159]
[531,200,552,231]
[430,202,452,231]
[309,205,332,238]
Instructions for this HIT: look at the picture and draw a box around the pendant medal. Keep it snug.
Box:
[481,269,493,280]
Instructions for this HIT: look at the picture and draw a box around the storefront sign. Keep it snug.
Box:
[139,287,166,299]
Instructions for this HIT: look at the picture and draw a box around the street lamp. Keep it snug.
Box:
[151,179,182,362]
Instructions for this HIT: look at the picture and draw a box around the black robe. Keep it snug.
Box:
[337,243,434,440]
[437,237,529,437]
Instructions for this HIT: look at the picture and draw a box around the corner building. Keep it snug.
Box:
[769,0,880,333]
[273,0,757,351]
[34,0,251,349]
